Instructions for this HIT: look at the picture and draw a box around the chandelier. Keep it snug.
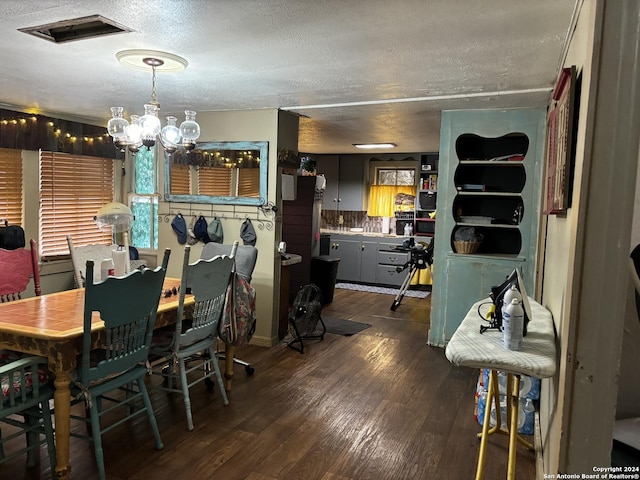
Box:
[107,50,200,154]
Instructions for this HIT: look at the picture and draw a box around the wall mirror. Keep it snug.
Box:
[164,140,268,205]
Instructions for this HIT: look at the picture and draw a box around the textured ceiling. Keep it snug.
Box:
[0,0,577,154]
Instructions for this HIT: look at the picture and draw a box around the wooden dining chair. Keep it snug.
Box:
[150,244,235,431]
[69,248,170,480]
[66,235,115,288]
[0,238,41,302]
[0,355,56,471]
[67,235,148,288]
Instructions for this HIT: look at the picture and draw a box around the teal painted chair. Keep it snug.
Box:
[0,355,56,471]
[150,244,234,431]
[70,249,170,480]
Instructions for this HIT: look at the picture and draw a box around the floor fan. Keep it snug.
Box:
[287,284,326,354]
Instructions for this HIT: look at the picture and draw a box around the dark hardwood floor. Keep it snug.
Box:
[3,287,536,479]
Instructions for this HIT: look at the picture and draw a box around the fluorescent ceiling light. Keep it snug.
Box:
[353,143,397,149]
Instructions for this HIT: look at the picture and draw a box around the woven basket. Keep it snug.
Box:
[454,241,481,254]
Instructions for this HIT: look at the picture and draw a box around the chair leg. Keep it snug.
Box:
[207,346,229,406]
[41,401,57,472]
[178,358,195,431]
[224,345,235,391]
[88,399,107,480]
[25,413,37,468]
[136,378,164,450]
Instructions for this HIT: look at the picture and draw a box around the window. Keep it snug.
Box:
[376,168,415,186]
[0,148,23,226]
[131,148,159,250]
[39,152,114,258]
[368,166,416,216]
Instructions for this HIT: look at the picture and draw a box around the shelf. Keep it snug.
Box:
[455,191,521,197]
[446,252,526,260]
[458,160,525,166]
[455,222,520,229]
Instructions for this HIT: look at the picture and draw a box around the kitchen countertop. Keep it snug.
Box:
[280,253,302,266]
[321,228,402,239]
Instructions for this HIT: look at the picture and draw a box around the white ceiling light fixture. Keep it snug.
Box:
[107,49,200,154]
[353,143,397,149]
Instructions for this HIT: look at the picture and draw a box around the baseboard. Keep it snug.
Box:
[535,410,545,479]
[249,334,276,348]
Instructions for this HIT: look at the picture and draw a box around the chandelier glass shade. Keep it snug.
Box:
[107,52,200,154]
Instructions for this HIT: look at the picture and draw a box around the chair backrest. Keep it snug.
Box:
[78,248,171,386]
[201,242,258,282]
[173,245,234,351]
[67,235,115,288]
[0,239,41,301]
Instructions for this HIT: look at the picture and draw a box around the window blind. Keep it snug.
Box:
[198,166,232,196]
[237,168,260,197]
[39,152,114,258]
[170,163,191,194]
[0,148,23,226]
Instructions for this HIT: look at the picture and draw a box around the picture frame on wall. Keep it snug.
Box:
[544,65,578,215]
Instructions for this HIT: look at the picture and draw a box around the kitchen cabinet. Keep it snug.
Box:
[329,235,376,283]
[316,155,369,211]
[328,235,406,286]
[429,108,546,347]
[376,241,409,286]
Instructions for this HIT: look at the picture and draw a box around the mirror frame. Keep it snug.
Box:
[163,140,269,206]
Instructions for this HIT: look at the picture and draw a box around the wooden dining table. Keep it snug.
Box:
[0,277,186,480]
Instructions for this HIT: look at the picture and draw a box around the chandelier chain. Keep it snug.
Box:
[150,64,159,107]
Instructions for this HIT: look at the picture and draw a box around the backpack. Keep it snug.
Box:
[0,221,26,250]
[218,270,257,346]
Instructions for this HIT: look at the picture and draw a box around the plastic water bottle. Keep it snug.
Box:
[502,298,524,350]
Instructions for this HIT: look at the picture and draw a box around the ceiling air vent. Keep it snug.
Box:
[18,15,133,44]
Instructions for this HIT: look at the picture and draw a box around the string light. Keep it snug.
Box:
[0,113,113,144]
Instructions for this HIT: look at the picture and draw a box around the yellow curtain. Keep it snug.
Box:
[367,185,415,217]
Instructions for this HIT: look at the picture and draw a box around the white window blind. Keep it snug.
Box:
[0,148,23,226]
[39,151,114,258]
[198,166,232,196]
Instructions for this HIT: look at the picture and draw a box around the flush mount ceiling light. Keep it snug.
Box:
[353,143,397,149]
[107,49,200,154]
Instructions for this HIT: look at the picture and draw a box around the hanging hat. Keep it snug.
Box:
[171,213,187,245]
[207,217,224,243]
[186,215,199,245]
[194,215,211,243]
[240,218,257,246]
